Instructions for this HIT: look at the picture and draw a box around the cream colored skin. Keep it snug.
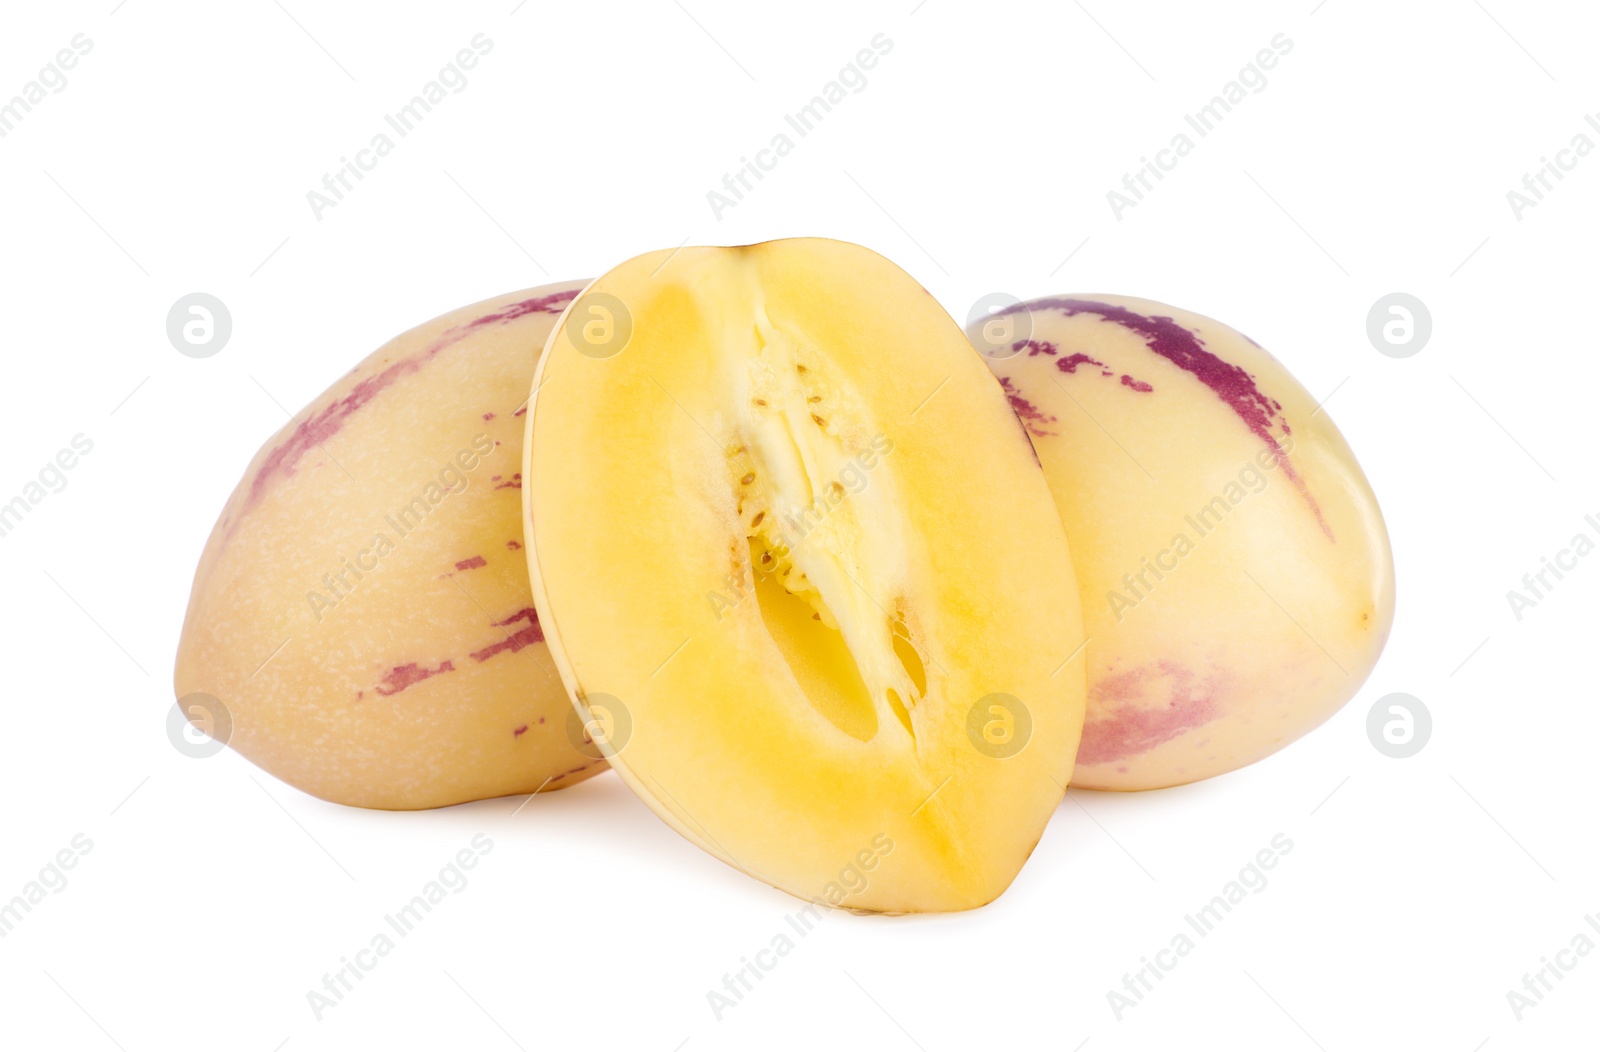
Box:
[971,294,1394,790]
[175,281,605,810]
[525,241,1086,912]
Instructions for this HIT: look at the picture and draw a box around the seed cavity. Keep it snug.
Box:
[885,688,915,740]
[733,318,918,749]
[891,616,928,699]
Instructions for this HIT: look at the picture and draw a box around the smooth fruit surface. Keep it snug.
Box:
[524,240,1087,912]
[970,294,1394,790]
[175,281,604,810]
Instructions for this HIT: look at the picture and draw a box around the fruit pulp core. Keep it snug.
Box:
[727,301,925,748]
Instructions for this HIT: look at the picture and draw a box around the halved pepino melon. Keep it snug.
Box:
[524,239,1086,912]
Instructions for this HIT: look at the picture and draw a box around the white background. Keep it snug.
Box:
[2,0,1596,1048]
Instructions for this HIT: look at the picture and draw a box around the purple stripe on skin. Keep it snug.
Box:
[374,660,454,697]
[1077,662,1218,765]
[1006,297,1331,539]
[469,607,544,663]
[228,289,580,532]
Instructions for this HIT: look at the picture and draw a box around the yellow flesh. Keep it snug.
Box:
[970,294,1394,790]
[174,282,603,809]
[525,240,1086,912]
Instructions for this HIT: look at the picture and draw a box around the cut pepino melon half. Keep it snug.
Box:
[523,239,1086,913]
